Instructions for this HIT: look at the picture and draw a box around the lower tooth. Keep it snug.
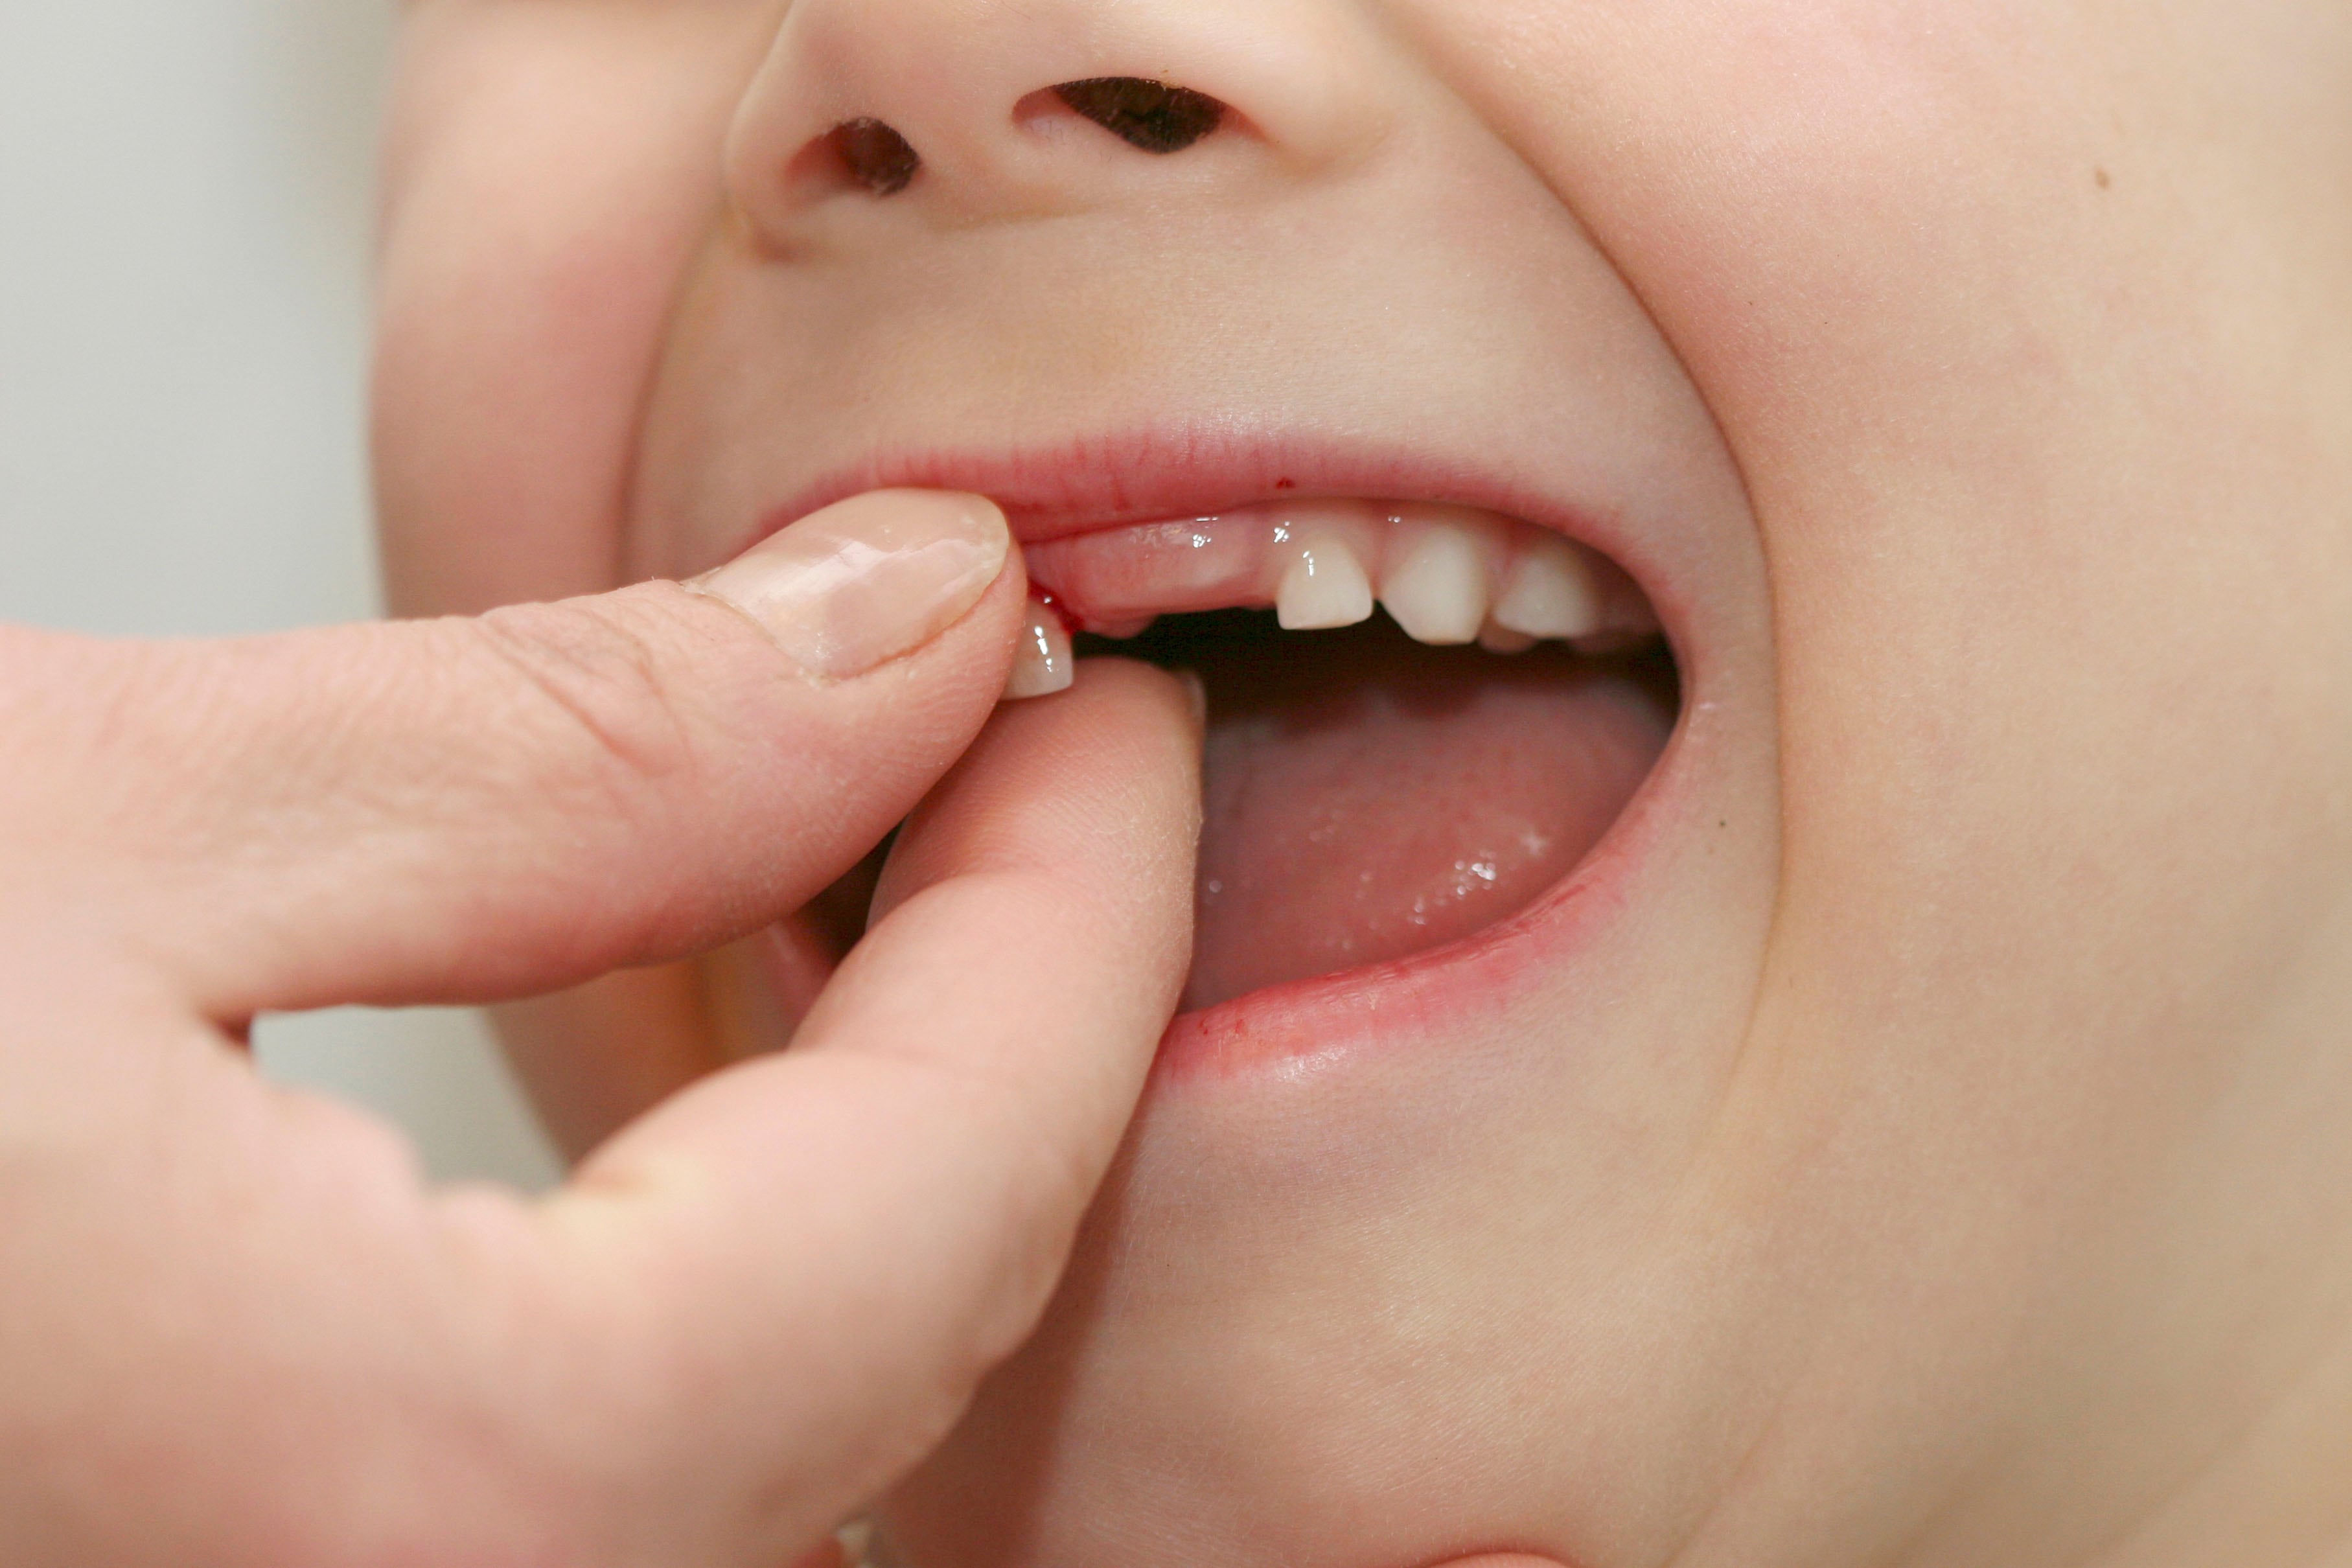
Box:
[1003,599,1074,699]
[1274,530,1376,630]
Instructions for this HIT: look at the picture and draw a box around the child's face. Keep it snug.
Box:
[377,2,2352,1563]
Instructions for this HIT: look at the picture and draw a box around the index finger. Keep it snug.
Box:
[7,489,1025,1023]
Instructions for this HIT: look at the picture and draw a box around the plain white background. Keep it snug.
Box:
[1,0,562,1187]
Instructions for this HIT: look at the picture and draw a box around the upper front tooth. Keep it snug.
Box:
[1002,598,1074,699]
[1273,527,1376,630]
[1379,511,1501,645]
[1491,533,1604,641]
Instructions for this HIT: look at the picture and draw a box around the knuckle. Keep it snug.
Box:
[465,597,709,809]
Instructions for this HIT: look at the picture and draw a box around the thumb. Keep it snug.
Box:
[7,489,1026,1020]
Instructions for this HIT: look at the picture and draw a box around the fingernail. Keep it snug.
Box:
[1002,595,1074,700]
[689,490,1009,679]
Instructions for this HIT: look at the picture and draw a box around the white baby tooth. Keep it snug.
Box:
[1003,599,1074,699]
[1478,619,1538,655]
[1492,533,1604,642]
[1273,529,1376,630]
[1379,514,1495,645]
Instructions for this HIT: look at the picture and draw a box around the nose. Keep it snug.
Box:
[724,0,1389,240]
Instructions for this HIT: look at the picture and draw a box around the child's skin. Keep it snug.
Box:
[378,2,2352,1565]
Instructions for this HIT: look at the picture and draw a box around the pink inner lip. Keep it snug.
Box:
[754,429,1700,1083]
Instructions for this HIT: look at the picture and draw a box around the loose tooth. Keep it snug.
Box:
[1003,598,1074,699]
[1379,517,1493,645]
[1274,529,1376,630]
[1478,619,1538,655]
[1492,533,1604,641]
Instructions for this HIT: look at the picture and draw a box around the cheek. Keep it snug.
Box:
[1401,0,2352,1287]
[372,2,773,616]
[1402,0,2336,892]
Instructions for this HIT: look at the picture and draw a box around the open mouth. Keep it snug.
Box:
[764,469,1686,1050]
[733,430,1712,1081]
[1022,497,1678,1011]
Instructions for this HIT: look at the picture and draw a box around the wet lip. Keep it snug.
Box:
[755,426,1704,1085]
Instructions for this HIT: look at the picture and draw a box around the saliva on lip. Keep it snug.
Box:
[1020,498,1660,654]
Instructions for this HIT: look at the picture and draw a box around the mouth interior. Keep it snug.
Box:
[790,500,1681,1023]
[1080,608,1677,1011]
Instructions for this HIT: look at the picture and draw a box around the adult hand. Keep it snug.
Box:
[0,491,1203,1567]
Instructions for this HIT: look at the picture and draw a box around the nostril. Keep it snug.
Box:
[1050,78,1226,154]
[826,117,921,196]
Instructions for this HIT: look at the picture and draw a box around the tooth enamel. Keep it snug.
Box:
[1002,599,1074,699]
[1272,527,1376,630]
[1378,512,1499,645]
[1477,619,1538,655]
[1491,533,1604,641]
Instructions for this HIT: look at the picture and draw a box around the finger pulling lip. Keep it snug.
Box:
[749,426,1724,1088]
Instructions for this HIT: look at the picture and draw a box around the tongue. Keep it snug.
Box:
[1129,612,1674,1011]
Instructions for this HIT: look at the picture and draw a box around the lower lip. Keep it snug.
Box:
[1151,679,1690,1087]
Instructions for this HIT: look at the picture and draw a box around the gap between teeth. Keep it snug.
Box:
[1023,498,1658,652]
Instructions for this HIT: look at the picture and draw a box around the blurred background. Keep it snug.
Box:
[1,0,562,1186]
